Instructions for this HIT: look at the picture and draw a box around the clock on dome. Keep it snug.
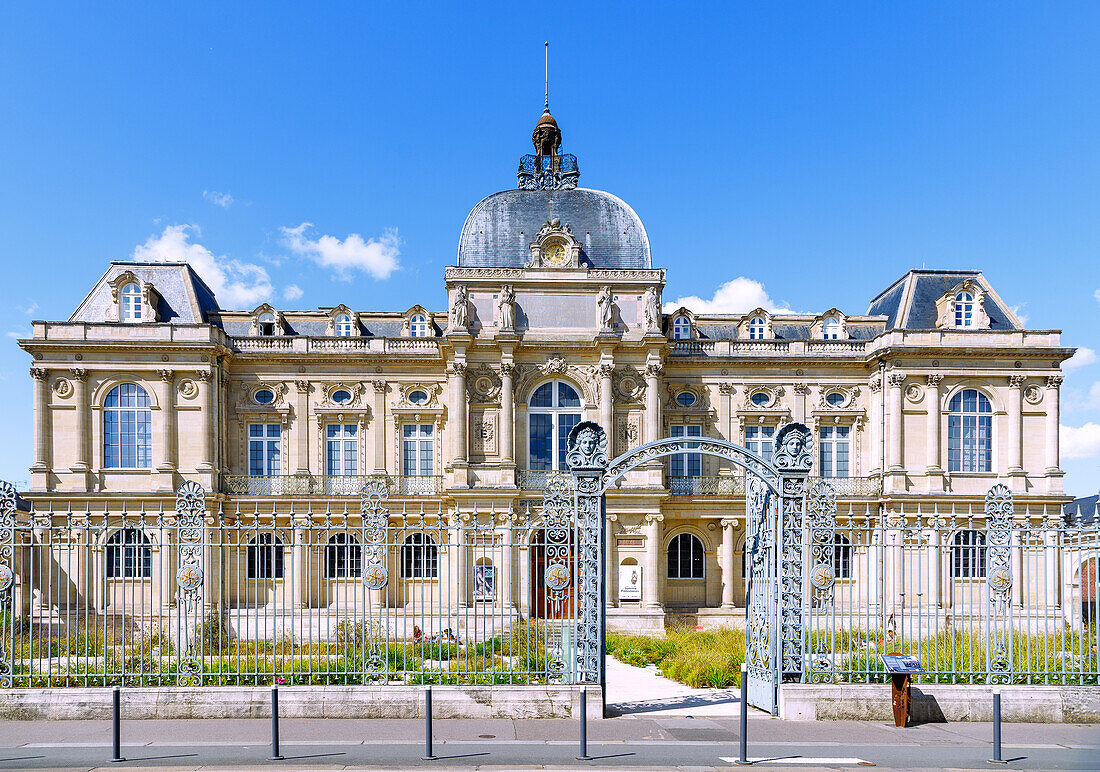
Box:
[544,243,567,266]
[526,218,584,269]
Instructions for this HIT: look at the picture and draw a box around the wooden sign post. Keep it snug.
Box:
[881,654,925,728]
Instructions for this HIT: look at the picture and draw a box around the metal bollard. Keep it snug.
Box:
[110,686,124,763]
[269,686,284,761]
[576,687,592,761]
[422,686,437,761]
[988,689,1006,764]
[734,663,750,765]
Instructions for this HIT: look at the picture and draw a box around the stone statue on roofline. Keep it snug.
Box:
[643,286,662,332]
[450,285,469,332]
[498,285,516,330]
[597,286,614,331]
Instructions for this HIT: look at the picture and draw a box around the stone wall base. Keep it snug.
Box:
[607,607,665,633]
[780,684,1100,723]
[0,685,604,721]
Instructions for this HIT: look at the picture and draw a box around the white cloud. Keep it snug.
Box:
[282,284,303,301]
[5,330,27,341]
[16,302,38,316]
[132,224,273,309]
[1064,348,1097,371]
[280,223,400,281]
[1062,422,1100,459]
[1009,303,1029,326]
[664,277,792,315]
[1095,288,1100,305]
[203,190,234,209]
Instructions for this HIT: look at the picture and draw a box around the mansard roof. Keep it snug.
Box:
[867,269,1023,330]
[69,262,220,324]
[457,187,651,269]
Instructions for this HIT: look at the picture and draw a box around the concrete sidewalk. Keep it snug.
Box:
[605,656,741,717]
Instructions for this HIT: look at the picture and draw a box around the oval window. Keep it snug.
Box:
[675,391,697,407]
[826,391,846,407]
[751,391,770,407]
[332,389,352,405]
[254,388,275,405]
[409,390,429,405]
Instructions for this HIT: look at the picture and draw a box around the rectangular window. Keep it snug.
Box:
[819,426,850,478]
[249,423,281,475]
[744,425,775,465]
[557,413,581,470]
[948,414,992,472]
[529,414,553,471]
[402,424,434,476]
[669,425,702,477]
[326,424,358,476]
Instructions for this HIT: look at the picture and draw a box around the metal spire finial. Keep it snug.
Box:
[544,41,549,113]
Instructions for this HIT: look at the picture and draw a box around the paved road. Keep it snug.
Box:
[0,717,1096,771]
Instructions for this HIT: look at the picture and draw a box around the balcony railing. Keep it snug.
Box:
[669,339,869,357]
[516,469,570,491]
[666,475,881,497]
[230,337,440,356]
[222,474,443,497]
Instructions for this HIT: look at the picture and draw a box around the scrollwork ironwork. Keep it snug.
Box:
[985,483,1014,684]
[174,481,206,686]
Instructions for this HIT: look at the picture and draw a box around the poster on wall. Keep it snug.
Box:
[619,563,642,601]
[474,564,495,601]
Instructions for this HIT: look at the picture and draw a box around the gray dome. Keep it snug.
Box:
[457,187,651,269]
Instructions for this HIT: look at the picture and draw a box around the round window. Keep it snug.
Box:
[826,391,846,407]
[750,391,771,407]
[332,389,352,405]
[409,390,428,405]
[254,388,275,405]
[676,391,697,407]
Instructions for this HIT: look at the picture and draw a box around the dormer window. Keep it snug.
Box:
[748,317,766,340]
[672,316,691,340]
[120,283,142,322]
[334,314,354,337]
[954,292,974,328]
[410,315,428,338]
[823,316,841,340]
[258,313,277,337]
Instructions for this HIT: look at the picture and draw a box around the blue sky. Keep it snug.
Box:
[1,2,1098,495]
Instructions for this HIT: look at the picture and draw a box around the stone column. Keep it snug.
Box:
[294,380,310,475]
[70,368,90,488]
[643,513,663,610]
[290,523,308,608]
[599,363,614,436]
[499,363,515,464]
[886,372,905,472]
[1007,375,1025,476]
[30,367,50,473]
[721,518,736,609]
[605,517,617,609]
[155,370,177,470]
[195,371,214,472]
[450,363,468,464]
[868,373,883,476]
[372,380,386,473]
[792,383,808,424]
[644,362,662,443]
[1044,376,1062,474]
[925,375,942,472]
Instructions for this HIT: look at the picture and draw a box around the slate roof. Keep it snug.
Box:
[1064,494,1099,525]
[457,188,651,269]
[867,270,1022,331]
[69,262,220,324]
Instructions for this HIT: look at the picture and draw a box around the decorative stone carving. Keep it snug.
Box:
[597,286,614,330]
[69,368,88,382]
[887,372,906,388]
[642,287,661,332]
[52,377,72,398]
[566,421,609,471]
[904,383,924,403]
[869,372,883,393]
[449,285,470,332]
[1023,384,1043,405]
[157,369,175,383]
[926,374,944,387]
[30,367,48,382]
[467,364,502,404]
[526,219,584,268]
[644,362,663,380]
[613,366,646,403]
[1009,375,1027,388]
[615,416,640,455]
[935,278,991,330]
[497,285,516,330]
[471,416,496,453]
[1046,375,1063,389]
[177,379,197,399]
[773,423,813,472]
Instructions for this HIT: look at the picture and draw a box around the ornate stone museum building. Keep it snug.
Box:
[17,108,1078,633]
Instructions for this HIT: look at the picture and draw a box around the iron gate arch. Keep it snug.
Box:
[558,420,817,714]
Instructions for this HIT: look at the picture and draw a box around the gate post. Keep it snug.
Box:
[174,481,207,686]
[0,481,16,688]
[566,421,609,686]
[772,423,814,681]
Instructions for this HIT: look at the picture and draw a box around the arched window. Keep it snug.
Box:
[823,316,841,340]
[106,528,152,579]
[667,533,704,579]
[952,530,985,578]
[334,314,354,337]
[948,389,992,472]
[410,315,428,337]
[954,292,975,328]
[121,282,142,322]
[528,381,582,471]
[103,384,152,469]
[748,317,766,340]
[258,312,277,337]
[324,533,362,578]
[401,533,438,579]
[247,533,284,579]
[833,533,852,579]
[672,315,691,340]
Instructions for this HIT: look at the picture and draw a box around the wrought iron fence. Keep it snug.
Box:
[804,485,1100,685]
[0,482,588,687]
[222,475,443,497]
[666,475,879,497]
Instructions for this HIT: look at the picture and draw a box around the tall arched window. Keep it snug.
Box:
[401,533,438,579]
[954,292,975,328]
[948,389,992,472]
[334,314,354,337]
[106,528,152,579]
[528,381,582,471]
[833,533,852,579]
[952,530,985,578]
[748,317,766,340]
[672,316,691,340]
[324,533,362,578]
[103,383,152,469]
[667,533,704,579]
[823,316,841,340]
[121,282,142,322]
[410,315,428,337]
[247,533,284,579]
[258,312,277,337]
